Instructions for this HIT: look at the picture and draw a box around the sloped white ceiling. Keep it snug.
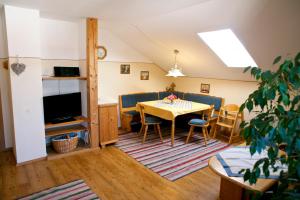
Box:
[0,0,299,80]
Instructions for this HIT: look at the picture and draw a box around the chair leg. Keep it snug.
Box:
[229,128,234,144]
[142,125,149,144]
[202,127,208,146]
[153,124,157,134]
[186,126,195,144]
[156,124,163,143]
[213,125,218,138]
[209,121,216,137]
[139,124,144,135]
[205,126,210,140]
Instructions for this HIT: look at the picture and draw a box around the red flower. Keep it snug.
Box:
[167,94,177,101]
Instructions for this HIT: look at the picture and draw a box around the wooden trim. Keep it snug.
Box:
[175,75,258,83]
[45,125,88,137]
[16,156,47,166]
[42,76,87,80]
[3,60,8,70]
[0,147,12,152]
[0,88,5,150]
[99,103,118,107]
[86,18,99,148]
[47,147,99,160]
[45,116,88,129]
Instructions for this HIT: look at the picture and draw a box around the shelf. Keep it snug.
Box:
[45,116,88,129]
[47,140,94,160]
[42,76,87,80]
[46,124,88,137]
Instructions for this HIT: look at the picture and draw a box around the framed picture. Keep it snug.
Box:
[140,71,149,80]
[120,64,130,74]
[201,83,210,93]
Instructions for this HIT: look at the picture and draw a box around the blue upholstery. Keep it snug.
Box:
[176,91,184,99]
[125,110,140,117]
[145,116,162,124]
[121,92,159,108]
[158,91,184,100]
[184,93,222,111]
[189,118,207,126]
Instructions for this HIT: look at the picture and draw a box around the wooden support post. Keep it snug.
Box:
[86,18,99,148]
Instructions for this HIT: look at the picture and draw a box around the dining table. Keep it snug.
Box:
[137,99,211,146]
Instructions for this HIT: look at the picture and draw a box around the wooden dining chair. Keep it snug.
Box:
[138,104,163,143]
[213,104,240,143]
[186,105,215,146]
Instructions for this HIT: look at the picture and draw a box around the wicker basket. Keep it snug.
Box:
[52,133,78,153]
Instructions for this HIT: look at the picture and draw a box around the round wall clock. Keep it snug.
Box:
[97,46,107,60]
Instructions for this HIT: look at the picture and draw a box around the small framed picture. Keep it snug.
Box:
[120,64,130,74]
[201,83,210,93]
[140,71,149,80]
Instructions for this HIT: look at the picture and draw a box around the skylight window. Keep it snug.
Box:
[198,29,257,68]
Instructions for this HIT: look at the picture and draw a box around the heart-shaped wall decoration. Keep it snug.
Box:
[11,63,26,76]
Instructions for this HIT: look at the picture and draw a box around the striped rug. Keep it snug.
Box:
[18,180,99,200]
[116,129,231,181]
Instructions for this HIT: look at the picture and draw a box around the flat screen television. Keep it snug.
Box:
[43,92,82,123]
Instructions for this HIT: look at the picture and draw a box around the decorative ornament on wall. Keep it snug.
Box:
[11,55,26,76]
[166,82,176,92]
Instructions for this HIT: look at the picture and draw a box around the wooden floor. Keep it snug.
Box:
[0,145,222,200]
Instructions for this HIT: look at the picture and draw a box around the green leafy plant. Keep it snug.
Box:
[239,52,300,199]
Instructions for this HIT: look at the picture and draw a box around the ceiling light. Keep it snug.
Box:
[166,49,185,77]
[198,29,257,68]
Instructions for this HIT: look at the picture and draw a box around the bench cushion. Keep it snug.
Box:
[184,93,222,111]
[121,92,159,108]
[145,116,162,124]
[158,91,184,100]
[189,118,207,126]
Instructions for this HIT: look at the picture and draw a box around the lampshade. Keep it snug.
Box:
[166,49,185,77]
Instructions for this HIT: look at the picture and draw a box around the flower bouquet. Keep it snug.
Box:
[163,94,177,104]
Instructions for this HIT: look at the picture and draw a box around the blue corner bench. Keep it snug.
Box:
[119,91,224,132]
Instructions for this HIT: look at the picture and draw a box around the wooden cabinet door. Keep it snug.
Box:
[99,104,118,147]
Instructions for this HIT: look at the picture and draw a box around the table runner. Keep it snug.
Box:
[216,146,287,179]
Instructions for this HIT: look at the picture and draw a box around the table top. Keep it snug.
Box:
[138,100,210,120]
[208,156,276,192]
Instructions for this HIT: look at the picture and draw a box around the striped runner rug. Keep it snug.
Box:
[18,180,99,200]
[116,129,231,181]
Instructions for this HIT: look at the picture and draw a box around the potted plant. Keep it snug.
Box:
[239,52,300,199]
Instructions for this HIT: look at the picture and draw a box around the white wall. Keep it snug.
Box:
[5,6,41,58]
[5,5,46,163]
[98,28,166,104]
[100,29,152,63]
[40,18,79,60]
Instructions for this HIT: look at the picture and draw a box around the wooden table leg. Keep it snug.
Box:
[219,177,243,200]
[171,119,175,146]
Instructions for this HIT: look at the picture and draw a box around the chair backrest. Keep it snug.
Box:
[217,104,239,126]
[202,105,215,122]
[137,104,146,125]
